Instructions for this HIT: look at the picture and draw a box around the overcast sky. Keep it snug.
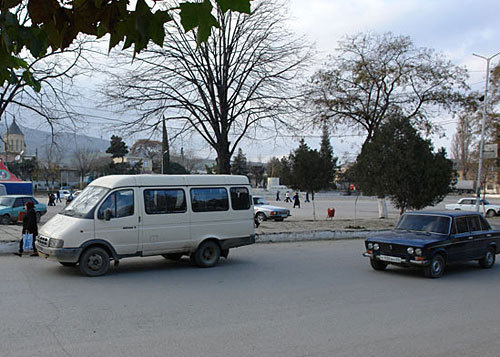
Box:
[20,0,500,164]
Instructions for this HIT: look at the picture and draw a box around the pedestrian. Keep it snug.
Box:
[56,190,61,203]
[276,190,280,201]
[15,201,38,256]
[293,192,300,208]
[48,193,55,206]
[305,192,310,203]
[285,191,292,203]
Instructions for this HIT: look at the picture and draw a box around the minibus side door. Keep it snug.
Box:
[94,188,139,255]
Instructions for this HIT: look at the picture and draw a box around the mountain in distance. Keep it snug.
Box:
[0,125,109,164]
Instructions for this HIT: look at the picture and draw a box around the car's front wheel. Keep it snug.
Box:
[370,258,388,271]
[479,247,496,269]
[79,247,110,277]
[0,214,10,225]
[424,254,445,278]
[256,212,266,224]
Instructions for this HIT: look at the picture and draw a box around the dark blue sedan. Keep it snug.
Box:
[363,211,500,278]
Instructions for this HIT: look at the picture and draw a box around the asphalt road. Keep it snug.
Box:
[2,240,500,357]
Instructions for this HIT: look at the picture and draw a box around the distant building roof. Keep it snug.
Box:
[7,120,23,135]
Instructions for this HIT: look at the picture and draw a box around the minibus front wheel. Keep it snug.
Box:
[79,246,110,277]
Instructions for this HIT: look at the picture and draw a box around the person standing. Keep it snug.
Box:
[305,192,310,203]
[276,190,280,201]
[56,190,61,203]
[285,191,291,203]
[293,192,301,208]
[15,201,38,256]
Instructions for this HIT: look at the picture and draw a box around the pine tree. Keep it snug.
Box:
[106,135,129,159]
[319,123,337,189]
[231,148,249,176]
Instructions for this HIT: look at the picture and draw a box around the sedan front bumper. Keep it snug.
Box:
[363,252,429,266]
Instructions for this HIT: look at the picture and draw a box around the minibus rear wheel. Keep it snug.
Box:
[79,247,110,277]
[193,240,220,268]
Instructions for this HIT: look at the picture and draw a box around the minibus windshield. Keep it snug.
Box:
[62,186,109,218]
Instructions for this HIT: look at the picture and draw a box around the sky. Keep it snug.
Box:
[16,0,500,164]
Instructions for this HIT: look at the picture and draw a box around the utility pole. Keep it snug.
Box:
[472,51,500,212]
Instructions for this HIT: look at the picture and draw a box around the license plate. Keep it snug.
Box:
[379,255,402,263]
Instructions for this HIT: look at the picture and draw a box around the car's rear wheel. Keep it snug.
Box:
[479,247,496,269]
[424,254,445,278]
[193,240,220,268]
[485,209,496,218]
[1,214,10,225]
[370,258,388,271]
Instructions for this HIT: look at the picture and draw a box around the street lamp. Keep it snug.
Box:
[472,50,500,212]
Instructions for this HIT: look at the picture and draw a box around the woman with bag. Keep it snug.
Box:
[15,201,38,257]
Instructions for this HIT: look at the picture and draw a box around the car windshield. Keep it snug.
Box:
[395,214,451,235]
[0,197,14,206]
[253,197,268,205]
[62,186,109,217]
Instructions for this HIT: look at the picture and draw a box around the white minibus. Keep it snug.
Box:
[36,175,255,276]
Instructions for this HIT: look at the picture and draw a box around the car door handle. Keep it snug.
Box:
[123,226,135,230]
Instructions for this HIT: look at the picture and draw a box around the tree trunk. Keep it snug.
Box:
[312,191,316,221]
[216,141,231,174]
[377,197,388,219]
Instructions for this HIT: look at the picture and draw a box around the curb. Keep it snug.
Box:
[0,229,386,255]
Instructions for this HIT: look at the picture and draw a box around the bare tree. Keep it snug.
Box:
[37,145,63,191]
[451,113,476,179]
[73,148,99,188]
[307,32,469,145]
[104,0,311,173]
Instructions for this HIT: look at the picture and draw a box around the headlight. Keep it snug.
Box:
[415,248,422,256]
[407,247,414,254]
[367,243,373,249]
[373,244,379,251]
[49,238,64,248]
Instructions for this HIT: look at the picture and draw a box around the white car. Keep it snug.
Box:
[445,198,500,217]
[253,196,290,223]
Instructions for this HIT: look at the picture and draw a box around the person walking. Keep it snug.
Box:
[276,190,280,201]
[285,191,292,203]
[305,192,310,203]
[15,201,38,256]
[293,192,301,208]
[56,190,61,203]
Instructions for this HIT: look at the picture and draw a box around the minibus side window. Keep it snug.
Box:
[144,189,186,214]
[98,189,134,219]
[190,187,229,212]
[230,187,250,210]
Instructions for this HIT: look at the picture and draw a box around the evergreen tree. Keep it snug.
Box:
[106,135,129,159]
[318,123,338,189]
[349,115,453,214]
[231,148,249,176]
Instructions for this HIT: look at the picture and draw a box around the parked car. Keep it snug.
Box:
[253,196,290,223]
[0,195,47,224]
[363,211,500,278]
[445,197,500,217]
[58,189,71,199]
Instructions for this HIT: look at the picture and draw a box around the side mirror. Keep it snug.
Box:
[104,208,112,221]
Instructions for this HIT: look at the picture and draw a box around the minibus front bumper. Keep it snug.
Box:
[35,242,82,263]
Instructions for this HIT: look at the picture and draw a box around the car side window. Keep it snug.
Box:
[230,187,251,210]
[13,198,24,207]
[190,187,229,212]
[455,217,469,234]
[98,189,134,219]
[144,189,186,214]
[479,216,492,231]
[467,216,482,232]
